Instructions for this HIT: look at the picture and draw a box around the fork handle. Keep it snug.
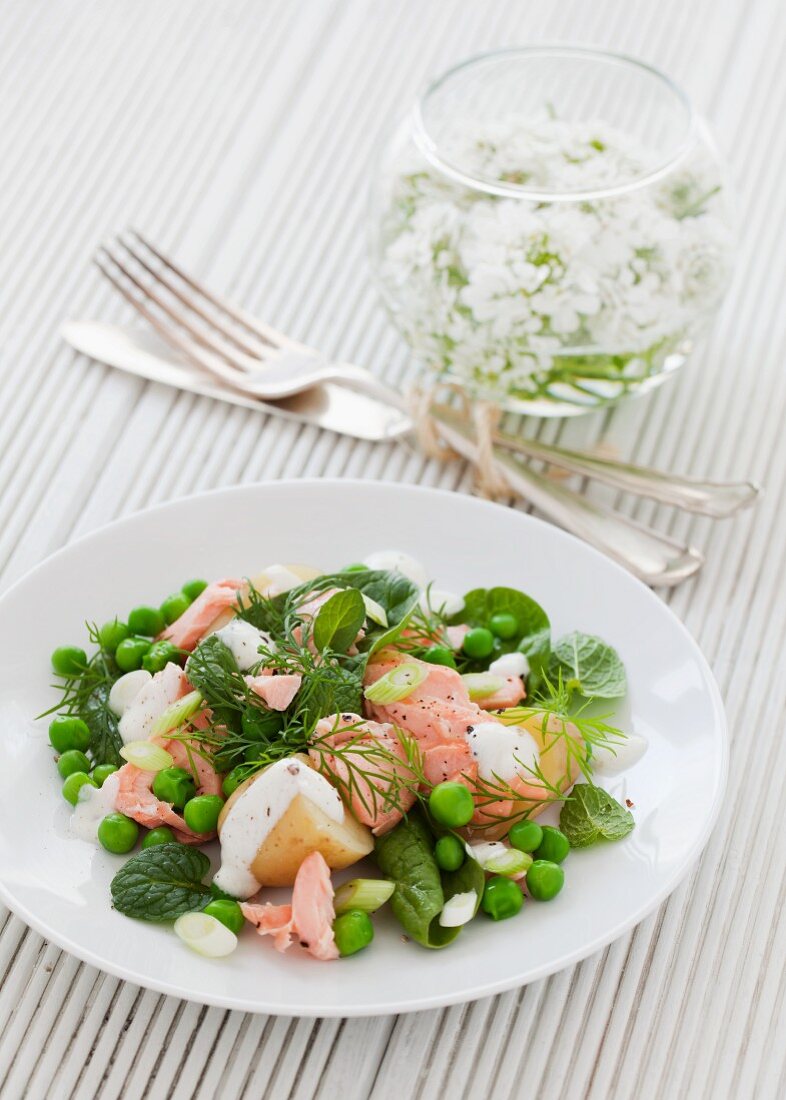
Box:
[490,425,760,518]
[430,408,703,587]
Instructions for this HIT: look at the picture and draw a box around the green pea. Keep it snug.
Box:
[127,606,166,637]
[98,620,130,653]
[421,645,457,668]
[152,767,196,809]
[204,899,245,934]
[181,579,208,601]
[91,764,118,787]
[98,812,139,854]
[183,795,224,834]
[49,716,91,753]
[435,834,465,872]
[115,637,152,672]
[508,819,543,853]
[241,707,286,741]
[526,860,565,901]
[481,876,524,921]
[160,592,191,625]
[142,640,180,673]
[222,767,246,799]
[428,781,474,829]
[51,646,87,677]
[62,771,97,805]
[57,749,91,779]
[489,613,518,640]
[142,826,176,849]
[333,910,374,956]
[534,826,570,864]
[462,627,494,659]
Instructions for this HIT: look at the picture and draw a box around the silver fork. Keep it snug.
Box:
[91,233,756,587]
[95,231,405,407]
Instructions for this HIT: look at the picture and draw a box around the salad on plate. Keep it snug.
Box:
[42,552,646,962]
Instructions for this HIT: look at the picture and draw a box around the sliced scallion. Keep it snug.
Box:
[151,690,203,737]
[119,740,174,772]
[462,673,505,701]
[364,662,428,705]
[333,878,396,915]
[174,912,238,957]
[362,595,388,628]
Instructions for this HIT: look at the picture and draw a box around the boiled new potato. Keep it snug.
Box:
[217,755,374,887]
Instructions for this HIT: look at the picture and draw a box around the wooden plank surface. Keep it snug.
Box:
[1,1,784,1096]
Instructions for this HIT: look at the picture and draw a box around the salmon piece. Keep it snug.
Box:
[118,663,190,744]
[422,742,477,788]
[161,578,244,651]
[312,714,417,835]
[476,676,526,711]
[241,852,338,961]
[113,763,203,843]
[246,673,302,711]
[291,851,339,961]
[240,902,294,953]
[364,650,478,749]
[163,724,223,798]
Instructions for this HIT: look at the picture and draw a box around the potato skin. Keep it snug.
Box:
[217,757,374,887]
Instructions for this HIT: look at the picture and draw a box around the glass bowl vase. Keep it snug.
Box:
[369,46,735,417]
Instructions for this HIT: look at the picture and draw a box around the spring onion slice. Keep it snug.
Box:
[119,740,174,772]
[334,878,396,915]
[467,841,531,877]
[362,595,388,628]
[462,673,505,701]
[174,912,238,957]
[151,690,204,737]
[439,889,478,928]
[364,662,428,705]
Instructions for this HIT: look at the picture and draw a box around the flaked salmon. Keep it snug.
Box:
[161,578,244,651]
[241,851,338,961]
[312,714,417,835]
[246,673,302,711]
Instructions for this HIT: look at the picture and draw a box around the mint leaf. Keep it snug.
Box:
[312,588,366,653]
[548,632,626,698]
[110,844,212,921]
[454,586,551,677]
[560,784,634,847]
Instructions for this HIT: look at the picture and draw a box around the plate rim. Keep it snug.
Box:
[0,478,729,1016]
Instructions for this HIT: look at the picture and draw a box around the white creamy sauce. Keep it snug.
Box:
[590,733,648,776]
[69,771,120,843]
[468,721,540,783]
[108,670,152,717]
[118,663,184,744]
[261,564,303,596]
[362,550,428,588]
[489,651,530,679]
[214,758,345,899]
[215,619,274,671]
[419,588,464,618]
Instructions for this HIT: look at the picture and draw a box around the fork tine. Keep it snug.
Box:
[95,249,252,392]
[129,230,301,352]
[102,239,271,374]
[116,235,271,362]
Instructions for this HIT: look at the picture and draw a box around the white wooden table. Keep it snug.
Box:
[1,1,784,1096]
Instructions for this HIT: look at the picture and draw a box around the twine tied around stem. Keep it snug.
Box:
[407,381,511,501]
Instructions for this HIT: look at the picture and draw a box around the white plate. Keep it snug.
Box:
[0,480,727,1017]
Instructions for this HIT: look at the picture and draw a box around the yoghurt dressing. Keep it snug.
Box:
[468,721,539,783]
[214,619,274,672]
[590,732,648,775]
[213,758,345,899]
[69,771,121,842]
